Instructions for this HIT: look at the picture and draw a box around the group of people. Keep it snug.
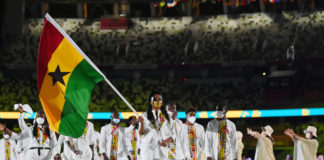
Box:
[0,91,320,160]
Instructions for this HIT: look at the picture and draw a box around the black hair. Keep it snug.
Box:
[33,110,51,139]
[146,91,170,122]
[186,107,197,115]
[216,104,227,111]
[127,116,136,126]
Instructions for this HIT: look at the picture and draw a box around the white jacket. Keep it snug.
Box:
[139,111,165,160]
[182,122,206,160]
[160,118,187,160]
[0,138,17,160]
[204,119,237,160]
[125,126,141,160]
[99,123,130,160]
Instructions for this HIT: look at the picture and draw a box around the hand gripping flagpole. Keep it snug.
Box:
[45,13,176,157]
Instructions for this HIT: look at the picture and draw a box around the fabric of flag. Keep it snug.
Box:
[37,13,104,138]
[269,0,280,3]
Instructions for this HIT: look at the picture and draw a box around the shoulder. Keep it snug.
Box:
[101,124,111,130]
[176,119,183,125]
[207,119,217,126]
[226,119,236,127]
[87,121,94,127]
[195,123,204,130]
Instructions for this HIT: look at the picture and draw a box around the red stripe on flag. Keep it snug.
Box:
[37,19,64,92]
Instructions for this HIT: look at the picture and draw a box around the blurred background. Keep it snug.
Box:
[1,0,324,159]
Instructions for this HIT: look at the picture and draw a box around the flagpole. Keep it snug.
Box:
[103,77,140,117]
[45,13,175,156]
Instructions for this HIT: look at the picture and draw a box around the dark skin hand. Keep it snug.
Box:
[159,137,173,147]
[103,153,109,160]
[139,116,145,135]
[67,141,80,155]
[54,153,62,160]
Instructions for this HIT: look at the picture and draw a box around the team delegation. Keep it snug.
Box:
[0,92,319,160]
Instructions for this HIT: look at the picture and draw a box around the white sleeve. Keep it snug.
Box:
[99,126,106,154]
[198,124,206,151]
[160,122,170,140]
[123,128,133,157]
[204,122,213,158]
[18,113,28,131]
[50,131,58,149]
[11,128,30,141]
[230,123,238,159]
[88,123,95,145]
[181,125,191,159]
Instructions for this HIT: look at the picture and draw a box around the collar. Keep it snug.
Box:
[152,110,161,119]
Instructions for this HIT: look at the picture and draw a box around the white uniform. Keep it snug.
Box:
[125,126,141,160]
[204,119,237,160]
[0,138,17,160]
[16,138,29,160]
[62,121,94,160]
[182,122,205,160]
[254,135,275,160]
[93,131,101,160]
[14,114,57,160]
[160,118,187,160]
[11,125,57,160]
[99,123,130,160]
[139,111,166,160]
[293,138,318,160]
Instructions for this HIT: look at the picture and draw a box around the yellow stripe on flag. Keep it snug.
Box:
[39,38,84,132]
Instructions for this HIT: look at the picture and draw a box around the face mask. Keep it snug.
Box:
[3,134,9,139]
[188,116,196,124]
[112,118,120,124]
[152,101,162,109]
[305,132,311,139]
[36,117,45,125]
[216,111,224,119]
[167,111,173,116]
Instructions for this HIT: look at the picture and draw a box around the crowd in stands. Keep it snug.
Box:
[2,11,324,68]
[0,76,264,112]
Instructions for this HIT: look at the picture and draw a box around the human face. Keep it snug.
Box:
[167,104,176,113]
[151,94,163,110]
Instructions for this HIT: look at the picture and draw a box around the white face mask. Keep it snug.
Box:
[112,118,120,124]
[216,111,225,119]
[36,117,45,125]
[188,116,196,124]
[305,132,311,139]
[3,134,9,139]
[167,111,173,116]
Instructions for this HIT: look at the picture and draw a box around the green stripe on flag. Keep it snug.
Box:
[59,59,104,138]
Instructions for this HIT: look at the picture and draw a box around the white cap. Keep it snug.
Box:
[263,125,274,137]
[304,126,317,137]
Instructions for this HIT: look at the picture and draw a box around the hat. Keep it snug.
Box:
[262,125,274,137]
[304,126,317,137]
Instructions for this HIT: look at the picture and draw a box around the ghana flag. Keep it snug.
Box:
[37,14,104,138]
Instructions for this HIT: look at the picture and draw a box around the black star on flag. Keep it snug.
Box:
[48,65,70,86]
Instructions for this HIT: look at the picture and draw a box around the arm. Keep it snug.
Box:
[204,123,213,159]
[99,126,107,157]
[198,125,206,151]
[247,128,261,139]
[182,125,191,159]
[18,106,28,131]
[284,128,295,141]
[230,123,238,160]
[65,137,80,155]
[138,116,145,136]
